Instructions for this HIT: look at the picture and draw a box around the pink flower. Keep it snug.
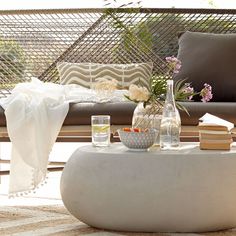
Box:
[182,84,194,100]
[200,83,213,102]
[165,56,182,75]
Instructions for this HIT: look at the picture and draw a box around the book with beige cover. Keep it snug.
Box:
[198,113,234,150]
[199,133,232,140]
[198,123,230,132]
[200,142,232,150]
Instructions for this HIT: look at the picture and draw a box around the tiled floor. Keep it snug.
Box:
[0,142,88,206]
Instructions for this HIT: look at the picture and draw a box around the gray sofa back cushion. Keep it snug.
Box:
[175,31,236,102]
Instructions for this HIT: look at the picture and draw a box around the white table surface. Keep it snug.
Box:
[78,142,236,158]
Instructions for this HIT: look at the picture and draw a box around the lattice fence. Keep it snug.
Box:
[0,8,235,96]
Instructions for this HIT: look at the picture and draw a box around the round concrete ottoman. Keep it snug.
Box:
[60,143,236,233]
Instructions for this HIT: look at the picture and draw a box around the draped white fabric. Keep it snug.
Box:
[0,78,127,196]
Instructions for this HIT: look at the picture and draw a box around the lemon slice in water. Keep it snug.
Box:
[92,125,110,133]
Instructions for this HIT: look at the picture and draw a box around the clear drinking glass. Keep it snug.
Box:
[91,115,110,147]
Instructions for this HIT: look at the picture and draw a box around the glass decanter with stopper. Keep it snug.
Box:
[160,79,181,150]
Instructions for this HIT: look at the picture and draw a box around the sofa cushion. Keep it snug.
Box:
[0,102,137,127]
[57,62,153,89]
[1,102,236,127]
[63,102,137,125]
[175,31,236,102]
[179,102,236,126]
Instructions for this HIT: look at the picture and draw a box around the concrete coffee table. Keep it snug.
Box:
[60,143,236,233]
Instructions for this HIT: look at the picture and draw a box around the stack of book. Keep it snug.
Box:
[198,113,234,150]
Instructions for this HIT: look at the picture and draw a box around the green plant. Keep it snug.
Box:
[0,39,26,85]
[103,0,152,59]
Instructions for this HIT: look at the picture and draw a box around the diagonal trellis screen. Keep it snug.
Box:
[0,8,235,96]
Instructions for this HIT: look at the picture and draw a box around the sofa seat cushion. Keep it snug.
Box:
[63,102,137,126]
[0,102,137,127]
[179,102,236,126]
[66,102,236,126]
[1,101,235,128]
[176,31,236,102]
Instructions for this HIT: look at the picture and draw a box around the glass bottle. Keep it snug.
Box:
[160,79,181,150]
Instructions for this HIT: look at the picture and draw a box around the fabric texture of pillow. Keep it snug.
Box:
[57,62,153,89]
[175,31,236,102]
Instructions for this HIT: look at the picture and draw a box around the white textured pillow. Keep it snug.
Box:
[57,62,153,88]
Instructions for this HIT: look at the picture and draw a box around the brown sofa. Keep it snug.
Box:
[1,31,236,141]
[0,100,199,142]
[0,100,235,142]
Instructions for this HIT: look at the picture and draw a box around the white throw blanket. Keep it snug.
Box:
[0,78,127,196]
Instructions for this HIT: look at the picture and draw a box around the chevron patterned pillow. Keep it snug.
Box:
[57,62,153,89]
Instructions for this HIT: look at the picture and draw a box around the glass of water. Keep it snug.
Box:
[91,115,110,147]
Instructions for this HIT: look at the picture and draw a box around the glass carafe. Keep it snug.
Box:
[132,101,162,146]
[160,79,181,150]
